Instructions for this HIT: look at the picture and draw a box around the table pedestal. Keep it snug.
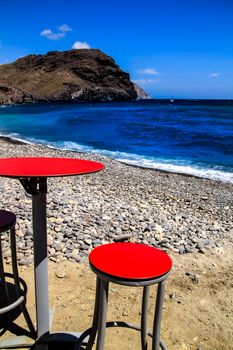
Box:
[32,190,50,339]
[20,177,49,347]
[20,177,88,350]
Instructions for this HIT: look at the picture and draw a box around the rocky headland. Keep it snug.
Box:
[0,49,142,104]
[133,83,151,100]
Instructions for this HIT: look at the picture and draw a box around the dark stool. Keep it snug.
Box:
[0,209,35,343]
[79,242,172,350]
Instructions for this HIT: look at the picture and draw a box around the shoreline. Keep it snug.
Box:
[0,135,232,184]
[1,98,233,106]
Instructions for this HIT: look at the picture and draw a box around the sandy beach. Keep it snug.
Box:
[0,136,233,350]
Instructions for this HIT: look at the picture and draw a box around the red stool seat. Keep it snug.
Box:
[89,242,172,280]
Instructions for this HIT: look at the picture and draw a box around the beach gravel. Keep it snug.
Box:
[0,136,233,265]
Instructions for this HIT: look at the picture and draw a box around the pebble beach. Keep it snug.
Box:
[1,136,233,350]
[0,136,233,265]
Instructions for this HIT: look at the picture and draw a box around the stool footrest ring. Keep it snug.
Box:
[0,272,28,315]
[77,321,167,350]
[0,295,25,315]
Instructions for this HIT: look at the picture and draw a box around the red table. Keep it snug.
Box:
[0,157,104,348]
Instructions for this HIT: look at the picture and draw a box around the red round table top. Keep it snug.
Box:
[89,242,172,280]
[0,157,104,178]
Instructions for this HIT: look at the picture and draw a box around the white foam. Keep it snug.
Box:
[46,140,94,152]
[49,141,233,184]
[0,132,35,145]
[1,134,232,184]
[0,104,15,108]
[117,157,233,183]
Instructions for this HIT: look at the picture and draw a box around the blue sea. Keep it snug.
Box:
[0,100,233,183]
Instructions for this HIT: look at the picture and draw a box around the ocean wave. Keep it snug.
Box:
[0,132,35,145]
[1,135,233,183]
[36,140,233,184]
[117,157,233,183]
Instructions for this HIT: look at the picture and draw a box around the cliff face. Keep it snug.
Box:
[0,49,137,104]
[133,83,151,100]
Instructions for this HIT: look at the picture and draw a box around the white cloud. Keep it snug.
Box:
[72,41,91,49]
[133,79,160,85]
[58,24,72,33]
[40,24,72,40]
[210,72,220,77]
[139,68,159,76]
[40,29,65,40]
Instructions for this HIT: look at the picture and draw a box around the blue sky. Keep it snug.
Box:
[0,0,233,99]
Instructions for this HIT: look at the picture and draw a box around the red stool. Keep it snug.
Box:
[79,242,172,350]
[0,210,36,345]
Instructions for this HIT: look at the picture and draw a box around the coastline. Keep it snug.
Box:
[1,136,233,349]
[1,134,233,184]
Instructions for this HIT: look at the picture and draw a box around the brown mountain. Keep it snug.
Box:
[0,49,138,104]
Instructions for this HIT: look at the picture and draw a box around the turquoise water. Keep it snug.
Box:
[0,100,233,183]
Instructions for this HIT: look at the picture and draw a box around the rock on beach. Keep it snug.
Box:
[0,136,233,265]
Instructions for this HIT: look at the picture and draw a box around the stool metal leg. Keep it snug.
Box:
[86,277,101,350]
[0,234,11,304]
[96,280,109,350]
[88,264,170,350]
[152,281,166,350]
[10,226,36,337]
[141,286,150,350]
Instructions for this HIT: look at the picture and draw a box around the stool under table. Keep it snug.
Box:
[0,209,36,347]
[80,242,172,350]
